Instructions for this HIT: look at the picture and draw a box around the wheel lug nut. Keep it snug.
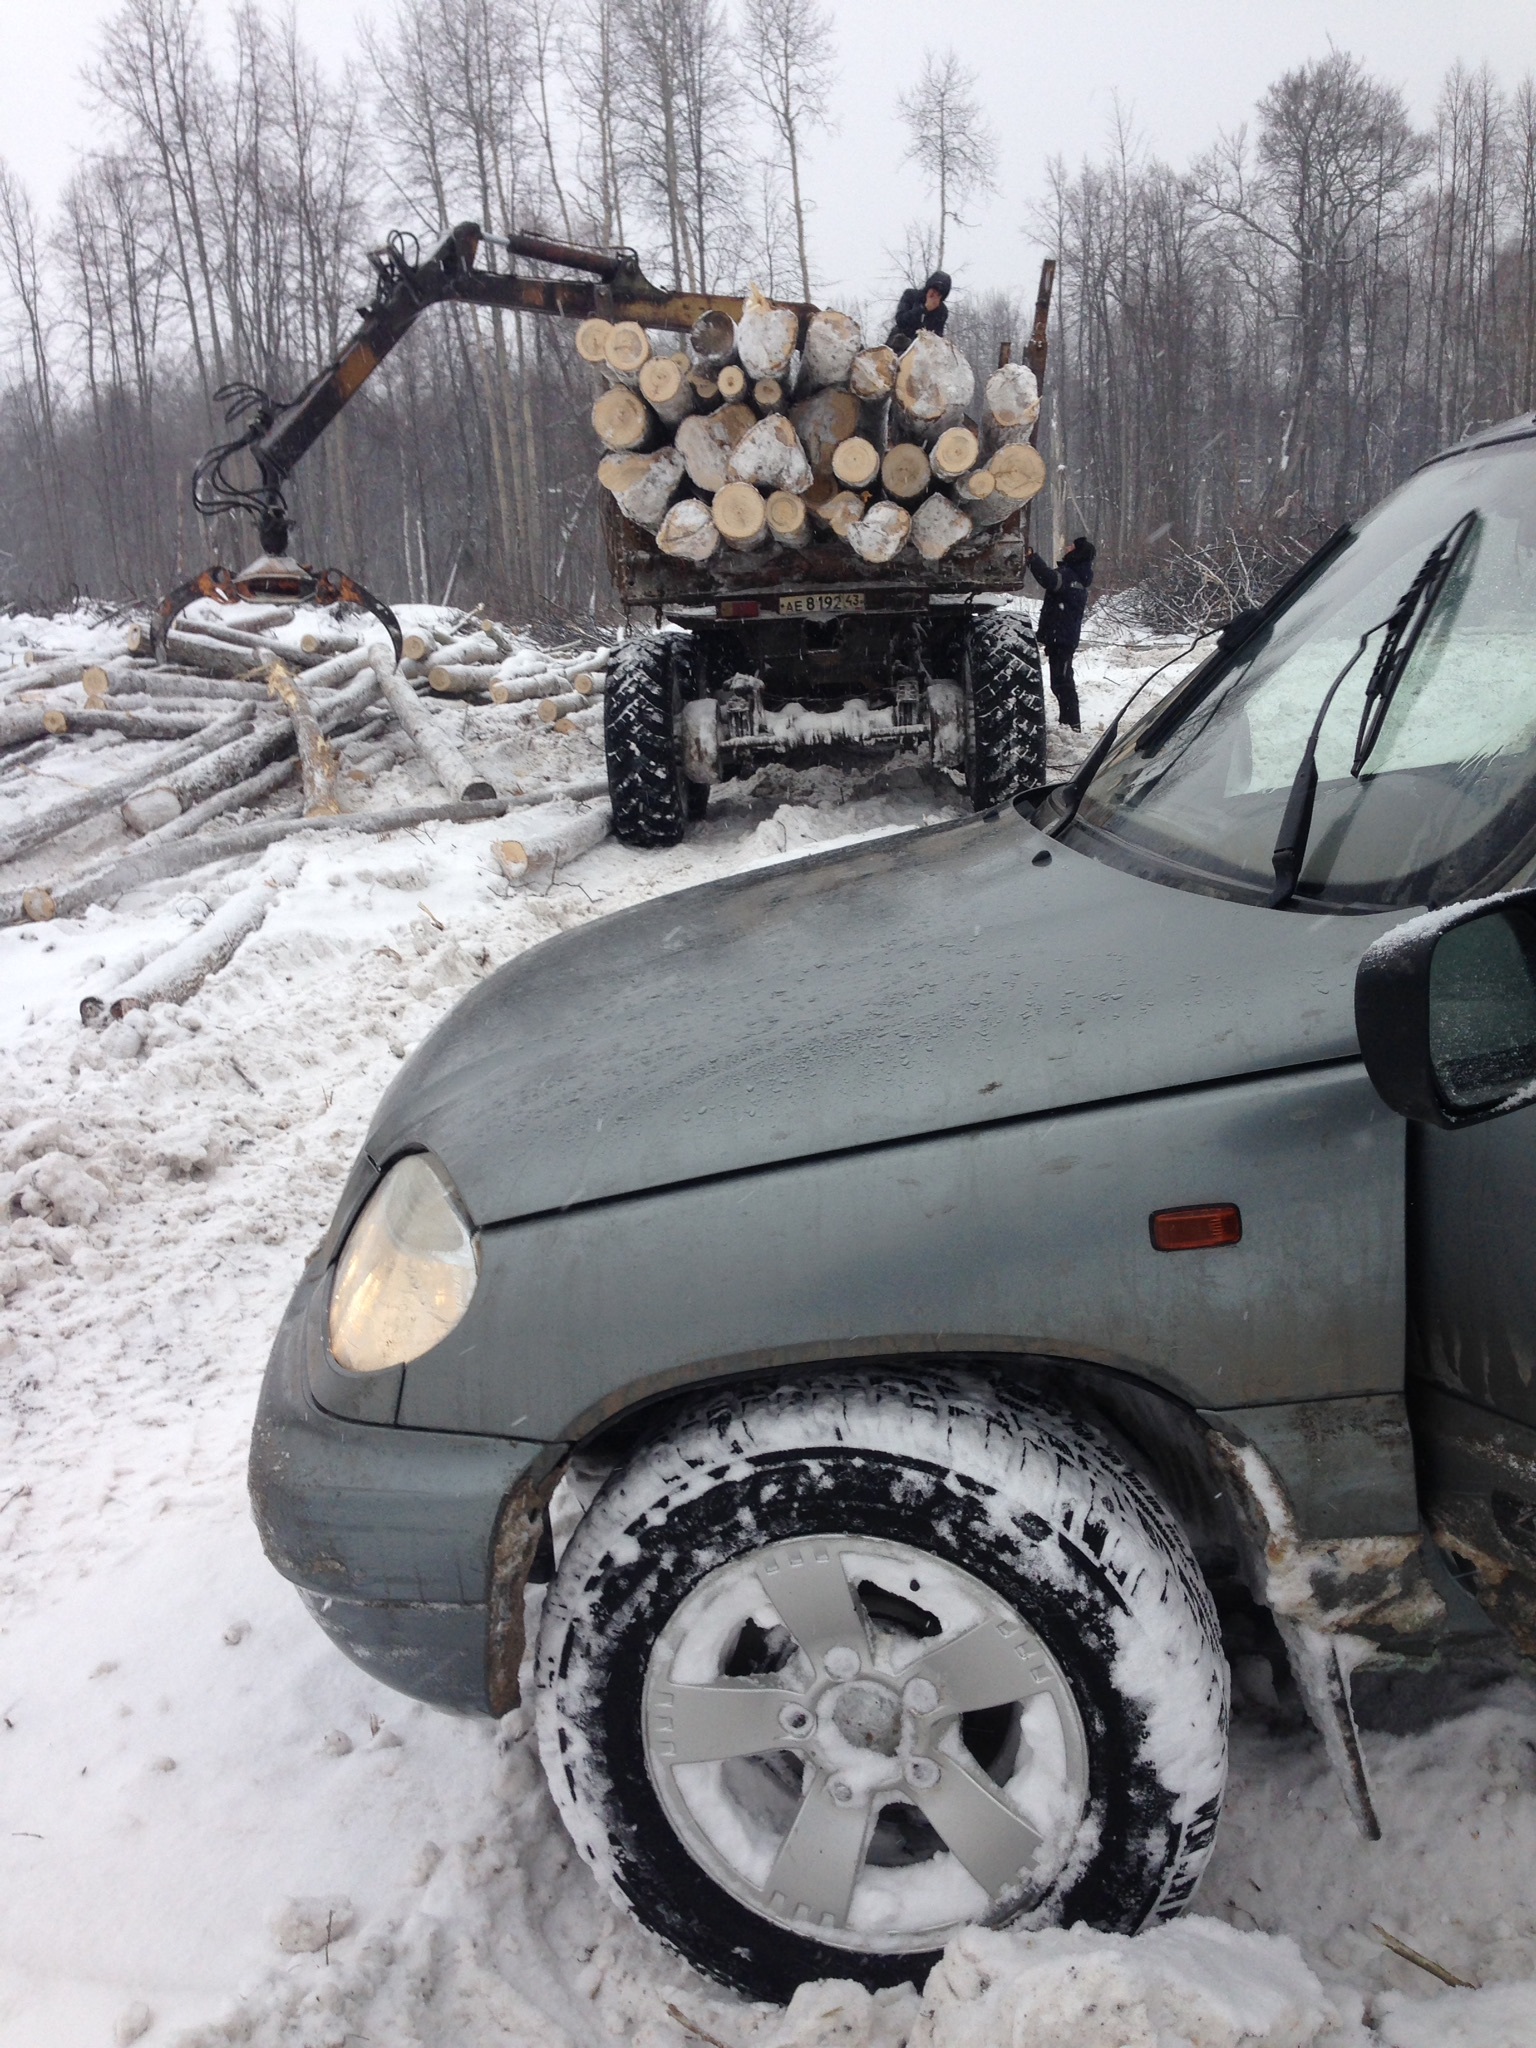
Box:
[905,1756,940,1789]
[823,1645,860,1680]
[903,1677,939,1715]
[779,1703,814,1738]
[828,1777,855,1804]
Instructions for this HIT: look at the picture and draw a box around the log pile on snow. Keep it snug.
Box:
[0,604,620,946]
[584,288,1043,569]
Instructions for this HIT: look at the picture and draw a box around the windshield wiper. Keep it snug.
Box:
[1350,509,1477,776]
[1268,512,1479,909]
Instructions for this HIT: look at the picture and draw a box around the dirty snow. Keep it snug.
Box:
[2,606,1534,2048]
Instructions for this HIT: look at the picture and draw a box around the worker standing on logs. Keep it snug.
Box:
[1025,537,1096,732]
[886,271,952,350]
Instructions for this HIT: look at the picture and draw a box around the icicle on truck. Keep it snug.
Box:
[166,223,1055,844]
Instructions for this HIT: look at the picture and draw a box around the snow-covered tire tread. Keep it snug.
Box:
[604,631,690,848]
[964,611,1047,810]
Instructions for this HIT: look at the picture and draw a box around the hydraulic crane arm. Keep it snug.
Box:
[195,221,814,559]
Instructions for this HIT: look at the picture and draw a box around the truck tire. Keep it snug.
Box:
[536,1372,1228,2004]
[604,631,692,848]
[963,610,1046,810]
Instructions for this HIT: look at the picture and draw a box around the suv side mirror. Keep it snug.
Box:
[1356,890,1536,1128]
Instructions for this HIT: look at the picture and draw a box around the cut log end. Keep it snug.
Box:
[22,887,55,923]
[831,436,880,488]
[605,321,651,376]
[576,317,613,365]
[766,490,811,547]
[931,425,981,481]
[716,364,748,401]
[881,443,931,502]
[712,482,769,549]
[991,442,1048,503]
[753,377,785,414]
[591,385,658,452]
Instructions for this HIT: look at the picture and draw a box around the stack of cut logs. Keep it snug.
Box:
[0,605,617,938]
[583,283,1044,568]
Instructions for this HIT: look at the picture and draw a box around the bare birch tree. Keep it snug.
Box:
[896,48,999,270]
[738,0,836,299]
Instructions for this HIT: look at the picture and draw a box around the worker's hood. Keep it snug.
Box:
[365,807,1407,1229]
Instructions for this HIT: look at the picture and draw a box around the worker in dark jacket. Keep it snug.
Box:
[887,271,951,351]
[1026,536,1096,731]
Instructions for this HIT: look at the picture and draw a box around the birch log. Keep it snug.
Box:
[37,705,219,741]
[990,442,1048,505]
[716,364,748,400]
[575,317,613,366]
[817,490,871,538]
[687,309,736,369]
[177,618,325,667]
[752,377,785,415]
[931,425,981,482]
[107,876,282,1014]
[298,627,360,656]
[8,797,509,926]
[592,386,661,452]
[375,662,496,800]
[656,499,722,562]
[492,801,612,890]
[598,446,686,530]
[892,333,976,445]
[849,345,899,401]
[675,403,754,490]
[163,632,261,679]
[637,353,699,426]
[712,483,770,550]
[790,388,860,477]
[0,709,253,870]
[980,363,1041,452]
[83,666,269,703]
[881,443,931,502]
[766,491,811,548]
[687,368,720,404]
[737,285,798,379]
[604,321,651,379]
[726,415,813,494]
[911,494,974,561]
[267,661,342,815]
[831,437,881,488]
[422,631,500,670]
[847,502,911,564]
[797,309,863,392]
[429,664,497,697]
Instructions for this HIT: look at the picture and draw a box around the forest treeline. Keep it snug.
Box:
[0,3,1533,627]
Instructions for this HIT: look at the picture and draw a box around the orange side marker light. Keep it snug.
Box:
[1150,1203,1242,1252]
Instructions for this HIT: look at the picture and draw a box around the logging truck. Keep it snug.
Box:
[171,223,1055,847]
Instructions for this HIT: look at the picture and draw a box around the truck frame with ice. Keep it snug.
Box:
[251,410,1536,2002]
[166,222,1053,847]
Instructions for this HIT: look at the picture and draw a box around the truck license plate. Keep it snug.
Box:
[778,591,866,616]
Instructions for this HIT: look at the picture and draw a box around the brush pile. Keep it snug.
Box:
[0,603,618,965]
[583,287,1045,569]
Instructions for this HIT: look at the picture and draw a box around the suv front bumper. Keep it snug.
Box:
[248,1263,561,1715]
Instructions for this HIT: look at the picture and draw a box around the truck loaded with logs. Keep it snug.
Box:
[165,223,1055,848]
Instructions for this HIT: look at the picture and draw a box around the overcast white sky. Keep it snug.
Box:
[6,0,1534,319]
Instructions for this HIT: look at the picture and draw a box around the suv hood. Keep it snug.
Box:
[367,808,1407,1227]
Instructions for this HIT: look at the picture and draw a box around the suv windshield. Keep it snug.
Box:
[1059,433,1536,910]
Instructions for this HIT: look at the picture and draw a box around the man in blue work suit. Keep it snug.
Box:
[1025,536,1096,731]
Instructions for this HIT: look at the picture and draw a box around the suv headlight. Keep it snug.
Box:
[328,1154,479,1373]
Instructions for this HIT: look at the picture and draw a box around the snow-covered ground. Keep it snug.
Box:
[1,607,1533,2048]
